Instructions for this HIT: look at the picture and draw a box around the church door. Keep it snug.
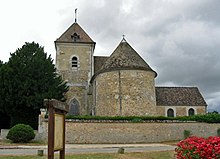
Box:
[69,99,80,116]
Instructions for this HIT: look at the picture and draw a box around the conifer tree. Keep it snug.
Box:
[1,42,68,129]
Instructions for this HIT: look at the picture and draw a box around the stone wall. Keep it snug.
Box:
[18,120,220,144]
[156,106,206,117]
[94,70,157,116]
[56,43,94,115]
[56,43,93,73]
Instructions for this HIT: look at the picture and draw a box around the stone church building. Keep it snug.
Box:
[55,22,207,117]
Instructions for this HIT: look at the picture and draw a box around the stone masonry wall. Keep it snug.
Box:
[156,106,206,116]
[56,43,94,115]
[56,43,93,74]
[31,120,220,144]
[94,70,156,116]
[66,86,88,115]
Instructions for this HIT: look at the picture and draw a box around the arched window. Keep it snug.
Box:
[188,108,195,116]
[69,98,80,116]
[167,108,174,117]
[72,56,78,68]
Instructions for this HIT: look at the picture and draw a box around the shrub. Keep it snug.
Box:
[64,114,220,123]
[6,124,35,143]
[183,130,192,139]
[131,118,143,123]
[175,136,220,159]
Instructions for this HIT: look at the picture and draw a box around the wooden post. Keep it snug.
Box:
[44,99,69,159]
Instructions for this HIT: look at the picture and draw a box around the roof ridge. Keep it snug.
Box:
[99,40,157,77]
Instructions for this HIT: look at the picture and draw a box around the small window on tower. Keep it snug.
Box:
[71,33,80,42]
[72,56,78,68]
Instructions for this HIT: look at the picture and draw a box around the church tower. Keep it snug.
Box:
[55,22,95,115]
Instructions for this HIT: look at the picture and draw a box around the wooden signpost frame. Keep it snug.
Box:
[44,99,69,159]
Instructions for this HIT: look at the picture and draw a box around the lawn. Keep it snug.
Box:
[0,151,175,159]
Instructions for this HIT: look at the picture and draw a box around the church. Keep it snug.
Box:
[55,21,207,117]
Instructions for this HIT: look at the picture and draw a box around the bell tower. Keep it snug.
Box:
[55,22,96,115]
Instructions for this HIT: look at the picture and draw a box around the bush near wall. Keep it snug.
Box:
[63,114,220,123]
[43,113,220,123]
[6,124,35,143]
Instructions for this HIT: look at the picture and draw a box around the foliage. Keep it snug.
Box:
[0,112,10,129]
[175,136,220,159]
[65,115,176,121]
[0,60,3,65]
[208,110,219,114]
[183,130,192,139]
[177,113,220,123]
[6,124,35,143]
[131,118,143,123]
[0,61,6,113]
[64,114,220,123]
[10,115,39,130]
[0,42,68,129]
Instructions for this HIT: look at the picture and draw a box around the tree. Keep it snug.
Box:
[1,42,68,129]
[0,60,7,114]
[0,60,11,129]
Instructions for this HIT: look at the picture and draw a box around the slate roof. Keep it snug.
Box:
[156,87,207,106]
[94,56,109,74]
[55,23,95,44]
[99,40,157,77]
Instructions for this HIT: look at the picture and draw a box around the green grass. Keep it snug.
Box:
[0,140,46,146]
[0,151,175,159]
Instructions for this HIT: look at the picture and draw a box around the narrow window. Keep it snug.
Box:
[188,108,195,116]
[72,56,78,68]
[69,98,80,116]
[167,108,174,117]
[71,32,80,42]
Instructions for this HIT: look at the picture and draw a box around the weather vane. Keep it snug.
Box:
[75,8,78,23]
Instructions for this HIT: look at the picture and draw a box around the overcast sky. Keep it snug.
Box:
[0,0,219,112]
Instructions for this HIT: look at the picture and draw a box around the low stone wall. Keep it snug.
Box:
[1,120,220,144]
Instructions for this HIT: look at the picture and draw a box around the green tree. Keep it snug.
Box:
[0,60,7,113]
[1,42,68,129]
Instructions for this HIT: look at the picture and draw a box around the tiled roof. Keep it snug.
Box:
[156,87,207,106]
[99,40,157,77]
[94,56,109,74]
[55,23,95,43]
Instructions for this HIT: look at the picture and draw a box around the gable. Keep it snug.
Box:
[55,23,95,43]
